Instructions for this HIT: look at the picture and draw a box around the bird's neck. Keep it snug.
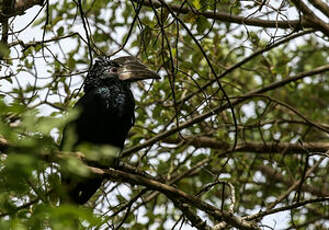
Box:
[84,78,130,93]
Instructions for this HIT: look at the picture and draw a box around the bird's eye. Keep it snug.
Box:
[110,67,118,73]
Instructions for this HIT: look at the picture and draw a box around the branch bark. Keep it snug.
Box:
[164,136,329,155]
[308,0,329,19]
[15,0,44,12]
[170,198,212,230]
[291,0,329,37]
[245,197,329,221]
[136,0,312,29]
[0,0,44,22]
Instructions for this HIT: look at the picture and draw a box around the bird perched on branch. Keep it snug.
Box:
[61,56,160,204]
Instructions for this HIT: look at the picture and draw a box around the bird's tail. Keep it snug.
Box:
[61,173,103,204]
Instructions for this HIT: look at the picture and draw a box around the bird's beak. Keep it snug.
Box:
[114,56,160,81]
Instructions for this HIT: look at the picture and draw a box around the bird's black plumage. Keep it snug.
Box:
[74,72,135,149]
[61,56,159,204]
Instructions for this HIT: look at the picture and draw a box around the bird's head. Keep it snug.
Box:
[84,56,160,92]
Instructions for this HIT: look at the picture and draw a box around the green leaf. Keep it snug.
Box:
[56,26,64,36]
[0,42,10,58]
[192,0,201,9]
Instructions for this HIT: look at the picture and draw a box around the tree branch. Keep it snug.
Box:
[135,0,312,29]
[163,136,329,155]
[257,163,329,197]
[122,64,329,158]
[175,30,315,106]
[266,157,325,210]
[170,197,212,230]
[308,0,329,19]
[0,0,14,46]
[245,197,329,221]
[291,0,329,37]
[91,166,260,230]
[15,0,44,12]
[0,0,44,22]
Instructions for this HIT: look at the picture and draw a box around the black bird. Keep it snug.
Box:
[61,56,160,204]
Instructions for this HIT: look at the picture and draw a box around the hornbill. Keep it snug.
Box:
[61,56,160,204]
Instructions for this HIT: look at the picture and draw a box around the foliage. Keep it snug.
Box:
[0,0,329,229]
